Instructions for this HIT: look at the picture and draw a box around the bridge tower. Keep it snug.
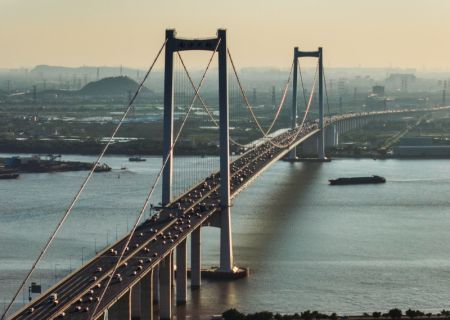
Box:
[162,28,234,317]
[289,47,326,160]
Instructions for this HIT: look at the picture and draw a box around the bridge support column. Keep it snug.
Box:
[325,124,338,149]
[108,290,131,320]
[289,47,299,160]
[219,205,233,272]
[217,29,234,273]
[159,252,173,320]
[176,239,187,304]
[141,270,154,320]
[191,227,201,288]
[162,29,175,207]
[153,264,159,304]
[131,283,141,320]
[129,272,153,320]
[298,134,319,157]
[318,47,326,160]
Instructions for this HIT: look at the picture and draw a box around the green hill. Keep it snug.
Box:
[79,76,152,96]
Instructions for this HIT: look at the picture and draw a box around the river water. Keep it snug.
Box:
[1,154,450,318]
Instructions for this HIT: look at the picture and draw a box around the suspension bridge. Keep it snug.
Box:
[3,29,450,320]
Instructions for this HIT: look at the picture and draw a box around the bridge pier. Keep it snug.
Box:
[131,283,141,320]
[140,270,154,320]
[298,134,319,157]
[219,205,233,272]
[176,239,187,304]
[325,124,338,149]
[191,227,201,288]
[159,252,173,320]
[153,264,159,304]
[108,290,131,320]
[340,121,345,133]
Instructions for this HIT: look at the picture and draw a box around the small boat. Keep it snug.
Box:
[94,163,112,172]
[329,175,386,185]
[0,173,20,180]
[129,156,146,162]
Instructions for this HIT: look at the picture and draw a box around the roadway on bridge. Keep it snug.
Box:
[11,121,319,320]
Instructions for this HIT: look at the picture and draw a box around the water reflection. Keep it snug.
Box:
[4,157,450,317]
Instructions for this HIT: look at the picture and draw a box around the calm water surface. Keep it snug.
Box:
[1,154,450,318]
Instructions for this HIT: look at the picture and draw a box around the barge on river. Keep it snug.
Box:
[329,175,386,185]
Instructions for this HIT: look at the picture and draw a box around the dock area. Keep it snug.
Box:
[0,155,111,174]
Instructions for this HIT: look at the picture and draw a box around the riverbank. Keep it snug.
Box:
[0,156,111,173]
[329,152,450,160]
[221,308,450,320]
[0,138,224,156]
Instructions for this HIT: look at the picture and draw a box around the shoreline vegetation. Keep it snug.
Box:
[0,138,223,156]
[1,139,450,159]
[221,309,450,320]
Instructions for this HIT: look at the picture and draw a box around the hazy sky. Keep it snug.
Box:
[2,0,450,69]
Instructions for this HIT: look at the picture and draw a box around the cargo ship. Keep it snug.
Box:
[129,156,146,162]
[329,175,386,185]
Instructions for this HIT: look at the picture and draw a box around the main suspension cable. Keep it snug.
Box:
[1,39,167,320]
[88,39,221,320]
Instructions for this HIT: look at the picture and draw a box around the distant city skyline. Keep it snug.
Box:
[2,0,450,70]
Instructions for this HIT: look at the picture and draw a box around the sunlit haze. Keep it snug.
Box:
[2,0,450,70]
